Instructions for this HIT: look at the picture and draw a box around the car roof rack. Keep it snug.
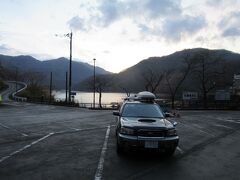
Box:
[136,91,156,102]
[124,91,156,103]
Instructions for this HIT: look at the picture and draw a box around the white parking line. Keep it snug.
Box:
[0,132,54,163]
[55,126,110,135]
[176,146,184,154]
[179,122,215,137]
[0,122,28,137]
[221,119,240,124]
[0,125,111,164]
[94,125,111,180]
[70,128,80,131]
[214,124,233,129]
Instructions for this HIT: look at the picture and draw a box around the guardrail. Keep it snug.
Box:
[78,103,120,109]
[8,81,28,102]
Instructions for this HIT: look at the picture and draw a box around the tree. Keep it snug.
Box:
[192,49,225,108]
[0,62,4,79]
[119,86,131,97]
[0,62,13,80]
[95,75,109,108]
[21,71,46,98]
[165,52,195,109]
[142,68,163,94]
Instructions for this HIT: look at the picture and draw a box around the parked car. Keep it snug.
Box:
[113,91,179,156]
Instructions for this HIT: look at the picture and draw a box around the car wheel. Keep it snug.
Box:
[165,147,176,156]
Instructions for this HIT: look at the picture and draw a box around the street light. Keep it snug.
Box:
[93,58,96,108]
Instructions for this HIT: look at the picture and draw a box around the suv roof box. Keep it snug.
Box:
[136,91,156,102]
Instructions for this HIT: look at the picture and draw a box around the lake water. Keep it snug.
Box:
[53,91,127,104]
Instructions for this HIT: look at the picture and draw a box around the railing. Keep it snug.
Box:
[9,81,28,102]
[78,103,120,109]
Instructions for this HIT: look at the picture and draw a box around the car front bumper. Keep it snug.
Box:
[118,133,179,150]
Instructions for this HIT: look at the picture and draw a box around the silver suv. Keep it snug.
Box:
[113,92,179,156]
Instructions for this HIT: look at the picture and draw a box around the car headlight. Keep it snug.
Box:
[120,127,135,135]
[167,129,177,136]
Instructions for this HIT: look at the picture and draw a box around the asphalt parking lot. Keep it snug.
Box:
[0,102,240,180]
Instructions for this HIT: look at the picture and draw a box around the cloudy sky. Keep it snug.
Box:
[0,0,240,72]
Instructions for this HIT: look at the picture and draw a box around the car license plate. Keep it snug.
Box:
[144,141,158,148]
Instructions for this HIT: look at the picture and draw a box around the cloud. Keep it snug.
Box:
[222,27,240,37]
[68,0,125,30]
[145,0,181,18]
[219,11,240,37]
[97,0,125,27]
[0,44,9,52]
[0,44,53,60]
[67,0,206,42]
[95,0,182,26]
[0,44,19,55]
[206,0,225,6]
[68,16,87,31]
[162,15,206,41]
[206,0,237,7]
[68,0,183,30]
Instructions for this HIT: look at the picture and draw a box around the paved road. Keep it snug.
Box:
[0,81,23,102]
[0,102,240,180]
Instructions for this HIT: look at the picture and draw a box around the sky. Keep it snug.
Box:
[0,0,240,73]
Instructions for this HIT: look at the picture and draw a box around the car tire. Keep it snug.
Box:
[165,147,176,156]
[116,136,124,154]
[117,143,124,154]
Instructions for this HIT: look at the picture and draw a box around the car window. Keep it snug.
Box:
[122,103,164,118]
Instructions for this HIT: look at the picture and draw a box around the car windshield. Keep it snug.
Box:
[122,103,164,118]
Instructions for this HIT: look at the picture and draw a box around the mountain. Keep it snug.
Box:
[79,48,240,93]
[0,55,111,89]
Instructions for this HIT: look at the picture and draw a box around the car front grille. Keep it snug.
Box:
[137,129,166,137]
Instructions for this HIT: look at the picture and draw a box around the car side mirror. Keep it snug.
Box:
[173,122,178,127]
[113,111,120,116]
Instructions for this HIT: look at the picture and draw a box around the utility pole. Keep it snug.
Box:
[49,72,52,104]
[93,58,96,108]
[68,32,73,102]
[55,31,73,103]
[65,71,68,103]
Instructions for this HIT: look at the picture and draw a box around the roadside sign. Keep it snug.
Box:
[234,74,240,80]
[183,92,198,100]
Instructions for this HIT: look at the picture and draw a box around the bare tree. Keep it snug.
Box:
[119,86,131,97]
[192,50,225,108]
[23,71,45,87]
[95,75,109,108]
[142,68,163,93]
[165,52,195,109]
[21,71,46,97]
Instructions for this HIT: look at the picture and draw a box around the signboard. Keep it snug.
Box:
[234,74,240,80]
[215,90,230,101]
[183,92,198,100]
